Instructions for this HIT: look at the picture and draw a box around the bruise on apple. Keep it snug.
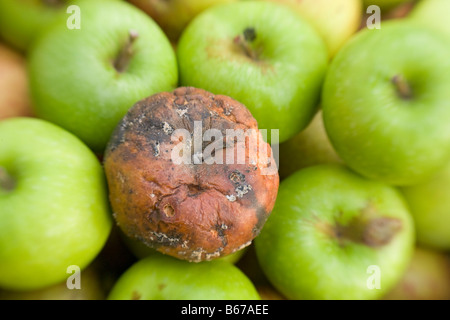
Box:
[104,87,279,262]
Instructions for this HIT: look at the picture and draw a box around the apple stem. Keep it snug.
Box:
[0,167,15,192]
[114,30,139,73]
[234,27,259,60]
[392,74,413,100]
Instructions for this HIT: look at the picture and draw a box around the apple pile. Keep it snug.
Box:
[0,0,449,301]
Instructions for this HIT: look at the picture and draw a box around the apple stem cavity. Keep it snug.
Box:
[234,27,259,60]
[392,74,413,100]
[114,30,140,73]
[0,167,15,192]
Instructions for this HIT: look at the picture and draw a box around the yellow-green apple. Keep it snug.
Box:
[127,0,238,43]
[362,0,414,11]
[177,1,328,144]
[28,0,178,154]
[255,164,415,300]
[251,0,363,58]
[408,0,450,41]
[278,110,342,180]
[400,160,450,250]
[0,43,33,119]
[0,117,113,291]
[322,21,450,186]
[107,254,260,299]
[383,247,450,300]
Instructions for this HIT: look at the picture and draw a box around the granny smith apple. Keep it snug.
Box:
[254,164,415,300]
[28,0,178,153]
[0,117,113,291]
[322,21,450,186]
[383,247,450,300]
[400,160,450,250]
[250,0,362,58]
[409,0,450,41]
[0,43,34,119]
[177,1,328,144]
[0,0,122,52]
[107,254,260,300]
[127,0,238,43]
[278,110,342,180]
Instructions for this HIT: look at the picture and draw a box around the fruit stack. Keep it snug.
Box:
[0,0,449,301]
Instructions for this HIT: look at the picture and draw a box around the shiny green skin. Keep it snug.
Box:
[0,0,121,52]
[322,21,450,186]
[255,164,415,300]
[409,0,450,42]
[107,254,260,300]
[401,160,450,251]
[28,0,178,153]
[0,118,112,290]
[177,1,328,143]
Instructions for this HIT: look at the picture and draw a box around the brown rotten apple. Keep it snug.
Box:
[104,87,279,262]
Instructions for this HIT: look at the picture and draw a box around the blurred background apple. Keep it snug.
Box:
[0,43,33,120]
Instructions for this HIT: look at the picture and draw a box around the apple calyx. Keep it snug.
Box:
[392,74,413,100]
[114,30,139,73]
[234,27,260,60]
[320,204,403,248]
[0,167,15,192]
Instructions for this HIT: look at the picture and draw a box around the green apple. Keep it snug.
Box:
[107,254,260,300]
[0,0,122,52]
[0,43,34,119]
[0,117,112,291]
[322,21,450,186]
[0,265,106,300]
[254,164,415,300]
[278,110,342,180]
[250,0,363,58]
[400,160,450,250]
[362,0,414,11]
[127,0,238,43]
[408,0,450,41]
[383,247,450,300]
[177,1,328,144]
[28,0,178,153]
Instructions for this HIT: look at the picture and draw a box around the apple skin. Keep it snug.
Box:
[177,1,328,144]
[400,160,450,251]
[127,0,237,42]
[322,21,450,186]
[0,117,113,291]
[254,164,415,300]
[278,110,342,180]
[107,254,261,300]
[0,43,33,119]
[362,0,413,11]
[408,0,450,42]
[0,0,122,52]
[250,0,362,58]
[28,0,178,153]
[383,247,450,300]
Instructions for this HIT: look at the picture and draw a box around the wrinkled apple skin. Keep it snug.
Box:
[0,118,113,291]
